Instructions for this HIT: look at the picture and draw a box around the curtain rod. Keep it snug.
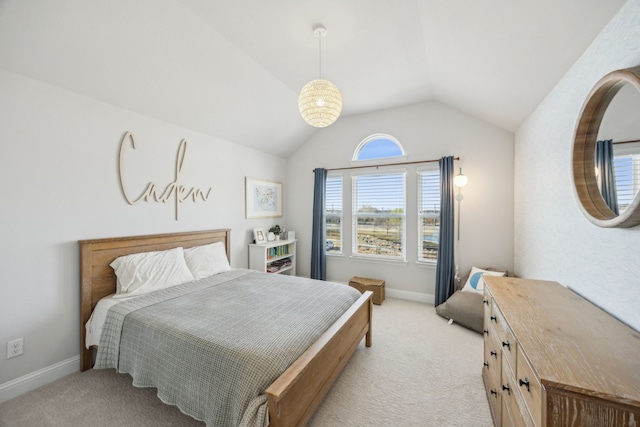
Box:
[312,156,460,173]
[613,139,640,145]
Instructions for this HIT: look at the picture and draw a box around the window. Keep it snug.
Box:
[614,152,640,212]
[325,174,343,254]
[352,171,406,260]
[353,134,405,161]
[417,167,440,262]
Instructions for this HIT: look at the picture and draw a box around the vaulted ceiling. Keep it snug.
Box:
[0,0,627,156]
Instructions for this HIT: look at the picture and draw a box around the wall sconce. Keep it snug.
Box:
[454,168,467,240]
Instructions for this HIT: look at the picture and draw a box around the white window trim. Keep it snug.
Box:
[351,133,407,163]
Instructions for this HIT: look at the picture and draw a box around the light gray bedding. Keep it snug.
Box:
[94,269,361,427]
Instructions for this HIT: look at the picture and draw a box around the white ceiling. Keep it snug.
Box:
[0,0,627,156]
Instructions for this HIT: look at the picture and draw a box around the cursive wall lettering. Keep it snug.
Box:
[118,131,212,220]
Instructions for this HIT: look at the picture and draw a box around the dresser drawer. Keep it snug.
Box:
[484,331,501,383]
[483,361,502,426]
[492,304,517,371]
[501,355,535,427]
[516,346,542,427]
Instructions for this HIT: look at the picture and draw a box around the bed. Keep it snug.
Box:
[79,229,372,426]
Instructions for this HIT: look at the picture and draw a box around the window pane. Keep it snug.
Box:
[325,176,342,254]
[614,154,640,212]
[353,172,405,259]
[418,169,440,262]
[357,138,403,160]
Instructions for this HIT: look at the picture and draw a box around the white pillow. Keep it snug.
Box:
[461,267,506,294]
[110,247,194,298]
[183,242,231,280]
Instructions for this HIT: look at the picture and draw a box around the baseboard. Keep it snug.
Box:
[0,356,79,403]
[331,280,434,305]
[385,288,434,305]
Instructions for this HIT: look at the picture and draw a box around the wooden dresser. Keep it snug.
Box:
[482,276,640,426]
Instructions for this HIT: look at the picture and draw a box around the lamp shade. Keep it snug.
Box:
[298,79,343,128]
[454,173,468,188]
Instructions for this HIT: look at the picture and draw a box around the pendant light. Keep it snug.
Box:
[298,25,342,128]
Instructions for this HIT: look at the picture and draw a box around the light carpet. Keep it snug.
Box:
[0,298,492,426]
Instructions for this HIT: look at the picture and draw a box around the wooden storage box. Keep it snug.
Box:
[349,276,385,305]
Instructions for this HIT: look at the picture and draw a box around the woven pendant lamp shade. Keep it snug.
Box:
[298,79,343,128]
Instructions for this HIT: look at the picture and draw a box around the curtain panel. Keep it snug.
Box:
[434,156,455,306]
[595,139,619,215]
[311,168,327,280]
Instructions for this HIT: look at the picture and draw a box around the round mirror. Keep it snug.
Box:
[572,66,640,228]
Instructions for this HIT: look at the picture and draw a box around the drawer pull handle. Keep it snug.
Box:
[490,315,497,322]
[490,389,498,397]
[483,299,489,305]
[502,384,511,395]
[490,350,497,358]
[483,362,489,367]
[483,329,489,335]
[519,377,530,392]
[502,340,511,351]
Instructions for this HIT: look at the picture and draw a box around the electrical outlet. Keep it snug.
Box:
[7,338,23,359]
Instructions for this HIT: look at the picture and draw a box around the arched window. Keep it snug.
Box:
[353,134,405,161]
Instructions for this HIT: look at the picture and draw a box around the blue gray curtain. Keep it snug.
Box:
[311,168,327,280]
[595,139,619,215]
[434,156,455,307]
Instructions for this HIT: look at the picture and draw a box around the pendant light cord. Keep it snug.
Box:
[318,31,322,79]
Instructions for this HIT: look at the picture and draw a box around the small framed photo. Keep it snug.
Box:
[245,177,283,219]
[253,228,266,244]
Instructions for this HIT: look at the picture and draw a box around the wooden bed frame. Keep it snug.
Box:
[79,229,372,427]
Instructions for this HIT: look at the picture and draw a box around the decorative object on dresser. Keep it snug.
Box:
[482,276,640,427]
[348,276,385,305]
[249,239,297,275]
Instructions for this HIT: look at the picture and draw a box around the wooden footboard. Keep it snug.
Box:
[265,290,373,427]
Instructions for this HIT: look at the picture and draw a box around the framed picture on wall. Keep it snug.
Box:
[245,177,283,219]
[253,228,266,244]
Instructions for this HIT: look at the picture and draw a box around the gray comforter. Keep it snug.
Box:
[94,269,361,427]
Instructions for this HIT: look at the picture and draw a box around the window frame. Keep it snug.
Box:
[325,173,343,256]
[417,165,440,264]
[352,134,406,164]
[613,143,640,213]
[351,169,407,262]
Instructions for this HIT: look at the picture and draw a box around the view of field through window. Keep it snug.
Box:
[353,173,405,258]
[419,169,440,261]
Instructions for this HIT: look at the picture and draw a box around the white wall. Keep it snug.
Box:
[0,70,286,391]
[286,102,515,302]
[514,0,640,331]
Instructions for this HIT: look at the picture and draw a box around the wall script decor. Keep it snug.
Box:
[245,177,283,219]
[119,131,212,220]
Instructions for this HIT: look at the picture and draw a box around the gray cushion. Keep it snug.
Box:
[436,290,484,334]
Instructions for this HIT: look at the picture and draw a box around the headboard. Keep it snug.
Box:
[78,228,231,371]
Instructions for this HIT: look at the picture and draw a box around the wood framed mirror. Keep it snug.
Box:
[572,66,640,228]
